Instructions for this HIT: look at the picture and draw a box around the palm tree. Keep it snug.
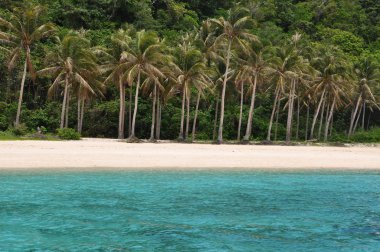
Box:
[209,7,258,144]
[309,47,350,140]
[266,46,298,142]
[172,34,210,141]
[348,57,380,136]
[235,42,270,143]
[234,66,246,141]
[284,33,311,143]
[121,30,166,141]
[37,32,99,130]
[193,22,219,142]
[103,28,133,139]
[75,83,104,134]
[0,3,55,126]
[140,74,167,141]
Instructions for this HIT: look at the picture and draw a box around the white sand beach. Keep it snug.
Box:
[0,138,379,170]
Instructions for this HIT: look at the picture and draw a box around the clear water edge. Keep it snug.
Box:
[0,170,379,251]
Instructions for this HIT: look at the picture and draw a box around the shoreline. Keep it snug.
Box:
[0,138,379,171]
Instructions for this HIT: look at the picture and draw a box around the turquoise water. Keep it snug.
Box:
[0,171,380,251]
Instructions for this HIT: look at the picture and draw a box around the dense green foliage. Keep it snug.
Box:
[0,0,379,143]
[57,128,81,140]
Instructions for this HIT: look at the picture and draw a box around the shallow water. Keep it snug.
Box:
[0,171,380,251]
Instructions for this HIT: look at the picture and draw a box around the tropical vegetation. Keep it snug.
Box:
[0,0,379,144]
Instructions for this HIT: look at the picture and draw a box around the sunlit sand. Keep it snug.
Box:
[0,138,379,170]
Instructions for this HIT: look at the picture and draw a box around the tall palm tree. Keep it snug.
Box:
[37,32,100,129]
[103,28,133,139]
[141,74,168,141]
[348,58,380,136]
[235,42,270,143]
[121,30,166,141]
[266,45,299,142]
[234,64,246,141]
[74,82,104,134]
[193,21,219,142]
[0,3,55,126]
[284,33,311,143]
[209,7,258,144]
[309,47,350,140]
[172,34,210,141]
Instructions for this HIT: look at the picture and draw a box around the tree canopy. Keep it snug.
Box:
[0,0,379,143]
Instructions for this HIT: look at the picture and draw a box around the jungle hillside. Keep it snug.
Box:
[0,0,379,143]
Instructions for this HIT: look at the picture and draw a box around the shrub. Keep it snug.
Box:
[40,126,47,134]
[329,133,350,143]
[57,128,81,140]
[11,124,28,136]
[0,115,8,131]
[350,128,380,143]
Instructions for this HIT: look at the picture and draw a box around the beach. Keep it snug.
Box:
[0,138,379,170]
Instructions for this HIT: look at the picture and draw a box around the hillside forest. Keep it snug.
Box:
[0,0,379,143]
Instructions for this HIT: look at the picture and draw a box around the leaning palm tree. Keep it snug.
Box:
[266,45,298,142]
[234,61,247,141]
[74,81,104,134]
[121,30,166,141]
[236,42,271,143]
[193,21,219,142]
[348,57,380,136]
[309,47,351,140]
[283,33,312,143]
[0,3,55,126]
[172,34,210,141]
[141,75,167,141]
[37,32,99,129]
[209,7,258,144]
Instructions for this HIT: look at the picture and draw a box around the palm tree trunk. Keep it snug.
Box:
[362,102,366,130]
[60,76,69,129]
[130,70,141,138]
[192,91,201,142]
[217,40,232,144]
[348,97,362,136]
[317,98,326,140]
[353,103,362,134]
[179,86,186,140]
[185,90,190,140]
[267,86,280,141]
[213,94,219,141]
[329,112,333,137]
[296,94,300,140]
[156,91,161,140]
[320,101,330,139]
[158,102,162,139]
[286,79,296,143]
[237,82,244,141]
[118,79,126,139]
[243,75,258,142]
[310,88,326,139]
[65,91,70,128]
[274,96,281,141]
[77,97,81,132]
[324,98,336,141]
[15,57,28,126]
[305,103,310,141]
[150,85,157,141]
[128,85,132,137]
[79,98,84,134]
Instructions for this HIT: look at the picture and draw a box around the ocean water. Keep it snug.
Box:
[0,171,380,251]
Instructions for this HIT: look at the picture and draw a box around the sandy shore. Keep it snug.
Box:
[0,138,379,171]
